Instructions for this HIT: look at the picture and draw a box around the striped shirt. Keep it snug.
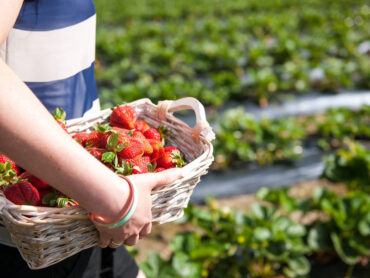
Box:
[0,0,100,120]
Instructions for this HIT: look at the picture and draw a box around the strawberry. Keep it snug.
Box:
[86,130,104,148]
[157,147,186,169]
[53,108,68,133]
[0,154,20,175]
[4,181,40,206]
[134,120,150,133]
[86,147,105,161]
[117,136,145,159]
[132,131,153,154]
[144,128,161,141]
[110,105,138,129]
[112,127,131,136]
[148,139,163,162]
[19,171,50,190]
[125,156,151,174]
[72,133,89,147]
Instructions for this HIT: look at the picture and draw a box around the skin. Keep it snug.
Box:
[0,2,183,277]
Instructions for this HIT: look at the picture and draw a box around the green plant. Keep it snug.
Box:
[322,140,370,192]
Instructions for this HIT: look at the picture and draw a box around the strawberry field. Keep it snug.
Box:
[93,0,370,277]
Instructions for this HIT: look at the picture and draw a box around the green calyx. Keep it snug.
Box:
[113,156,135,176]
[0,162,19,188]
[94,123,112,133]
[53,108,66,121]
[171,150,187,168]
[42,192,77,207]
[107,133,127,153]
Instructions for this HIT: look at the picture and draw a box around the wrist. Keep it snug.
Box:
[90,175,132,225]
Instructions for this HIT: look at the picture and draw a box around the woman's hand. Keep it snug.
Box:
[95,168,183,248]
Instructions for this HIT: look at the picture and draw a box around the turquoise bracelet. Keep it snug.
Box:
[102,181,138,229]
[91,176,138,229]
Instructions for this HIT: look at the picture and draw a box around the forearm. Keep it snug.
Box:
[0,58,129,222]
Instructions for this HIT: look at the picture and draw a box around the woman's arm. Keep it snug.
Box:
[0,0,182,246]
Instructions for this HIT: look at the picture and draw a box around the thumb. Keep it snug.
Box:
[129,168,184,190]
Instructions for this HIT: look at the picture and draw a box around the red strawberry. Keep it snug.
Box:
[4,181,40,205]
[110,105,138,129]
[132,131,153,154]
[144,128,161,141]
[19,171,50,190]
[86,147,105,161]
[0,154,21,175]
[148,139,163,162]
[112,127,130,136]
[157,147,186,169]
[117,136,145,159]
[86,130,104,148]
[72,133,89,147]
[135,120,150,133]
[53,108,68,133]
[126,156,151,174]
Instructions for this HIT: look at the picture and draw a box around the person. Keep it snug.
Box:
[0,1,182,277]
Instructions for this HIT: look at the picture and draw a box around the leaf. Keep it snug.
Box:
[286,256,310,276]
[107,133,119,149]
[172,252,201,278]
[253,227,271,241]
[169,233,197,253]
[307,225,332,251]
[358,212,370,236]
[101,152,115,163]
[139,251,162,277]
[94,123,111,133]
[53,107,66,120]
[250,203,274,220]
[256,187,270,200]
[271,216,291,236]
[286,223,306,238]
[331,232,359,265]
[348,236,370,256]
[189,242,221,260]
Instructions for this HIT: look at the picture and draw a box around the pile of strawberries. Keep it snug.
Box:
[0,105,186,207]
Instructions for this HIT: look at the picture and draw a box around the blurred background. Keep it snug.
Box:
[94,1,369,277]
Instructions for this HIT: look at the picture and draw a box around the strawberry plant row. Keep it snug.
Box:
[95,0,369,108]
[213,105,369,169]
[138,184,370,278]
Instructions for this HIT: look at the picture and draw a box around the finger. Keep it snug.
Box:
[139,222,152,239]
[124,234,140,246]
[98,231,111,248]
[140,168,183,190]
[109,240,124,249]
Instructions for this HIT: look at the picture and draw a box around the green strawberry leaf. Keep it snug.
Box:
[102,152,116,163]
[42,192,58,206]
[53,108,66,121]
[331,232,359,265]
[307,224,332,251]
[94,123,112,133]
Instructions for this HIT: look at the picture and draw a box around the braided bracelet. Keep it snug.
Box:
[90,175,138,229]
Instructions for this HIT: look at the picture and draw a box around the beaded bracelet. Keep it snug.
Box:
[90,175,138,229]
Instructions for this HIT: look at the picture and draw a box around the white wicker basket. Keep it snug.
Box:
[0,97,214,269]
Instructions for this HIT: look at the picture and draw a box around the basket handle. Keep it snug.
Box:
[156,97,215,142]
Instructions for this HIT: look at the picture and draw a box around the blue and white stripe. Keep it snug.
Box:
[0,0,100,119]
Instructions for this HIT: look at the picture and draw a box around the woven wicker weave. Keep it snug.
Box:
[0,97,214,269]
